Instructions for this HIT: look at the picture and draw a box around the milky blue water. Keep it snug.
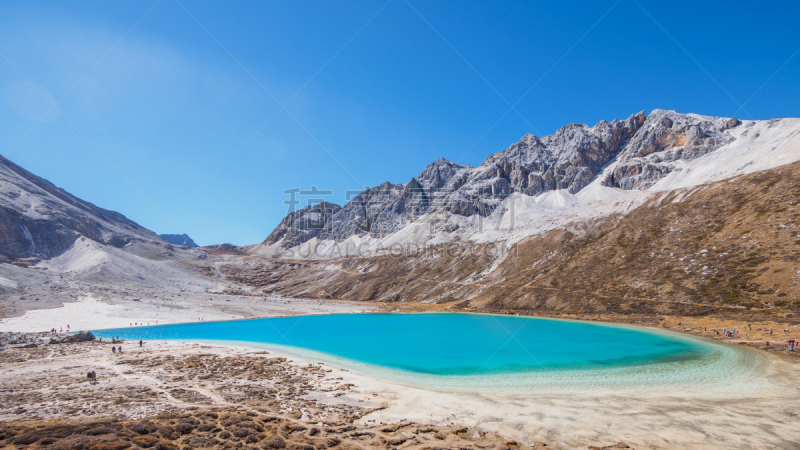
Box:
[95,313,715,377]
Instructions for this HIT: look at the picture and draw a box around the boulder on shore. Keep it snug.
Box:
[59,331,95,343]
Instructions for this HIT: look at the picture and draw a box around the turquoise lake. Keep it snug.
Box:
[94,313,714,376]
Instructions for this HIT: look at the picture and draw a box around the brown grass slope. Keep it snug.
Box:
[224,162,800,319]
[222,241,499,304]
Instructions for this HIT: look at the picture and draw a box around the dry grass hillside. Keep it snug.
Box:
[223,161,800,320]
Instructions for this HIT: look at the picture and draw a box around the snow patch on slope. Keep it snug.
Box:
[651,118,800,190]
[36,237,216,291]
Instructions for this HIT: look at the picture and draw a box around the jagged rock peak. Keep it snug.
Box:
[469,110,647,199]
[415,157,472,191]
[263,201,342,248]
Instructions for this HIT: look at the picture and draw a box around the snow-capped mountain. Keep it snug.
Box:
[257,109,800,257]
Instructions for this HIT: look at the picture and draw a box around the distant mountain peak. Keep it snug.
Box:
[160,233,198,248]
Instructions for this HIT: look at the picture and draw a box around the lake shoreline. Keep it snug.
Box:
[3,299,800,448]
[3,293,798,361]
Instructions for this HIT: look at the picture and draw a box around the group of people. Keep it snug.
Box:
[710,325,797,351]
[110,339,144,354]
[49,325,70,334]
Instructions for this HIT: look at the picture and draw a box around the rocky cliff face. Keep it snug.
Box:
[329,159,472,239]
[263,201,342,248]
[0,155,160,262]
[603,109,739,189]
[442,111,646,216]
[263,110,747,250]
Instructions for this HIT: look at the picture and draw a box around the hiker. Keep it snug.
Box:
[87,371,96,383]
[118,345,122,353]
[112,346,116,354]
[139,340,143,347]
[767,341,770,348]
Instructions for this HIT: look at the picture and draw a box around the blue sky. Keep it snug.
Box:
[1,1,798,246]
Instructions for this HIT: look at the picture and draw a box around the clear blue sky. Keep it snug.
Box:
[1,1,798,246]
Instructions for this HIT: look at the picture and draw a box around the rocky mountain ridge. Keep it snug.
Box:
[0,154,163,262]
[263,201,341,249]
[261,109,750,251]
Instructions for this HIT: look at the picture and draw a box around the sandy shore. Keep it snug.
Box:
[209,337,800,449]
[0,337,542,450]
[0,294,377,333]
